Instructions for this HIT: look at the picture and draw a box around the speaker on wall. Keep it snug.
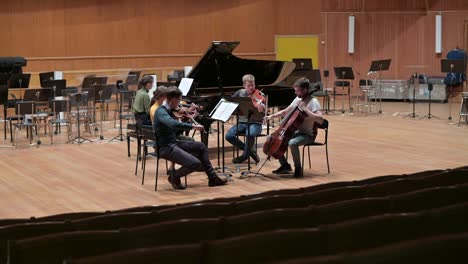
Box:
[348,15,355,54]
[435,14,442,54]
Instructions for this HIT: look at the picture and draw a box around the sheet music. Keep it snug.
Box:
[210,99,239,123]
[184,66,193,76]
[178,78,193,96]
[54,71,63,80]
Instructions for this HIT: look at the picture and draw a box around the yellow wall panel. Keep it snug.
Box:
[276,35,319,68]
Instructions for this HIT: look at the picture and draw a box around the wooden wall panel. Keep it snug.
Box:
[322,2,468,90]
[0,0,322,73]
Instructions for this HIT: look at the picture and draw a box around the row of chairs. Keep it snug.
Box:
[5,201,468,264]
[1,170,467,263]
[0,166,463,228]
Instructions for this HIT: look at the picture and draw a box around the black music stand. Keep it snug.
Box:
[82,76,107,89]
[209,98,239,180]
[369,59,391,113]
[42,79,66,98]
[8,73,31,88]
[68,93,92,144]
[333,67,354,113]
[420,83,439,119]
[405,73,420,118]
[228,97,266,179]
[292,58,313,70]
[441,59,466,120]
[109,80,126,142]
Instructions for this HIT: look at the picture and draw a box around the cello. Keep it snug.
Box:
[263,86,318,159]
[263,104,308,159]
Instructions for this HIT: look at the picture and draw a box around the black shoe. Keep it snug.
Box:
[294,166,303,178]
[208,175,227,187]
[272,163,292,174]
[167,173,185,190]
[249,151,260,164]
[232,156,248,164]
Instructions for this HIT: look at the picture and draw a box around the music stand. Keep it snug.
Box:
[292,58,313,70]
[228,97,265,179]
[441,59,466,120]
[109,80,127,142]
[42,79,66,98]
[369,59,391,113]
[82,76,107,89]
[67,93,92,144]
[420,83,439,119]
[333,67,354,113]
[209,98,239,179]
[39,72,54,87]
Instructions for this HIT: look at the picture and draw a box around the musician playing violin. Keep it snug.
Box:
[264,77,323,178]
[153,86,227,190]
[150,85,196,142]
[226,74,265,164]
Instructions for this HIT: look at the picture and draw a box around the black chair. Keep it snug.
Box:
[301,119,329,175]
[333,80,352,113]
[12,101,40,147]
[64,243,202,264]
[49,97,71,144]
[139,128,175,191]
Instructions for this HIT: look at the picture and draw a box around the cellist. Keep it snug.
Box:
[264,77,323,178]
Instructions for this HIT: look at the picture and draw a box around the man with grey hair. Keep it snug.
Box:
[225,74,265,164]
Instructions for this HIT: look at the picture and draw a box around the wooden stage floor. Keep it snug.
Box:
[0,100,467,218]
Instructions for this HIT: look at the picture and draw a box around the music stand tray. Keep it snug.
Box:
[333,67,355,80]
[369,59,391,72]
[441,59,466,74]
[369,59,391,114]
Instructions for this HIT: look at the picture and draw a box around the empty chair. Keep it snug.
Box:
[12,101,40,147]
[63,243,202,264]
[157,203,236,222]
[301,119,330,174]
[0,222,71,264]
[8,230,122,264]
[204,228,326,264]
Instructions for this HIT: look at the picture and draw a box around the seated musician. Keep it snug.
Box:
[226,74,264,164]
[154,87,227,190]
[150,86,168,124]
[265,77,323,178]
[151,86,196,142]
[133,75,153,128]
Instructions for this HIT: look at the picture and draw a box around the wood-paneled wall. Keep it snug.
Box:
[1,0,467,89]
[322,0,468,88]
[0,0,321,72]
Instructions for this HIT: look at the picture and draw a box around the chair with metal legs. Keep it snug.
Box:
[301,119,330,175]
[139,127,181,191]
[13,101,40,147]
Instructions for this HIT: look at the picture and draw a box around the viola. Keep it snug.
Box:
[249,89,266,109]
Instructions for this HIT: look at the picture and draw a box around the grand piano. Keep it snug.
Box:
[185,41,297,145]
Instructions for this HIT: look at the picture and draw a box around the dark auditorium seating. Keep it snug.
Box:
[64,243,203,264]
[0,222,72,264]
[269,233,468,264]
[1,167,467,264]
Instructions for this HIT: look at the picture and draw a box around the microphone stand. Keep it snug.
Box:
[405,73,419,118]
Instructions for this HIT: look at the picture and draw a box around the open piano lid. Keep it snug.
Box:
[186,41,295,95]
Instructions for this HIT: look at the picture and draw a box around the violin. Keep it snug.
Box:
[249,89,266,109]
